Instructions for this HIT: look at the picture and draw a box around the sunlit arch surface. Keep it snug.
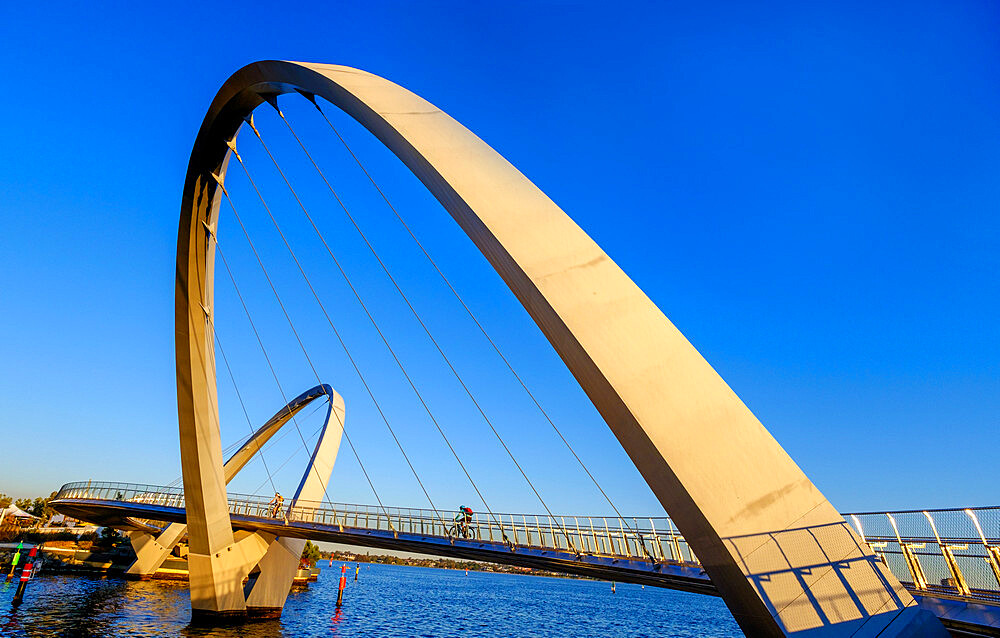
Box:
[221,384,341,491]
[127,384,343,600]
[176,60,945,635]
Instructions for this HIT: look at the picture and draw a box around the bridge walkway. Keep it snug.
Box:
[51,481,714,593]
[51,482,1000,634]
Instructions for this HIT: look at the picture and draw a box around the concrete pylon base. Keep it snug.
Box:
[188,532,273,615]
[126,523,187,579]
[188,608,251,623]
[244,537,306,613]
[246,607,283,619]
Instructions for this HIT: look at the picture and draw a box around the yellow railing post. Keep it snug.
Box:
[922,511,970,596]
[670,519,683,562]
[649,518,665,561]
[619,519,631,558]
[966,508,1000,591]
[888,514,927,590]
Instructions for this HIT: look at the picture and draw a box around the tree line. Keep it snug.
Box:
[0,491,58,519]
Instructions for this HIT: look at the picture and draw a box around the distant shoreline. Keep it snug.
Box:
[320,550,598,583]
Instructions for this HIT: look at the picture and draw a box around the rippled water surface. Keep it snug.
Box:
[0,564,742,637]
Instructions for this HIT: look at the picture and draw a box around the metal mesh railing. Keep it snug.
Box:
[847,507,1000,603]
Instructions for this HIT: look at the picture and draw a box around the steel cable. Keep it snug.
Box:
[307,97,658,560]
[243,113,509,542]
[223,133,449,533]
[268,102,579,550]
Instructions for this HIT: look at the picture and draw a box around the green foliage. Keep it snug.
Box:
[3,491,56,518]
[301,540,322,568]
[94,526,123,549]
[27,493,56,519]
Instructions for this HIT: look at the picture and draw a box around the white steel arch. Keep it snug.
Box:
[176,60,944,636]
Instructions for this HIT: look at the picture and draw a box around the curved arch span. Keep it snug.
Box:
[222,383,342,496]
[176,61,942,635]
[128,384,344,592]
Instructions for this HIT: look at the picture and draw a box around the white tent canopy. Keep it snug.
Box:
[0,504,40,522]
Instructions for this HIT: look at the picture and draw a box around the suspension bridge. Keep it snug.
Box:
[44,59,994,636]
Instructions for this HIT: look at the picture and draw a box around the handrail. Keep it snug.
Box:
[52,480,691,563]
[52,480,1000,603]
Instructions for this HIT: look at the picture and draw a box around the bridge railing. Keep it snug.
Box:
[54,481,1000,601]
[848,507,1000,603]
[285,501,700,564]
[53,481,698,564]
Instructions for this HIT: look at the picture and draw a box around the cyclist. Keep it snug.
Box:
[454,505,474,538]
[268,492,284,518]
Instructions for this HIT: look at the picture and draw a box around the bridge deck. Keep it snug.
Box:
[50,481,1000,634]
[51,482,714,594]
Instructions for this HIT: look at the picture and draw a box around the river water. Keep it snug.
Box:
[0,564,742,637]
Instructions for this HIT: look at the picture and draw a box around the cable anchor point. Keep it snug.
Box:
[244,113,263,139]
[295,89,320,109]
[260,93,283,117]
[201,219,217,239]
[223,137,242,161]
[209,171,231,197]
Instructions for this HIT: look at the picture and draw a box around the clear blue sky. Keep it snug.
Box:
[0,1,996,517]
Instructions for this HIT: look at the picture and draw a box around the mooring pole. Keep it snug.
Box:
[6,541,23,581]
[336,564,346,607]
[11,546,37,607]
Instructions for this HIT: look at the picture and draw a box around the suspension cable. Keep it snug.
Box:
[168,245,280,495]
[214,222,388,525]
[204,214,335,511]
[242,112,511,541]
[308,97,657,559]
[224,125,454,536]
[261,102,573,551]
[209,208,386,525]
[211,319,278,494]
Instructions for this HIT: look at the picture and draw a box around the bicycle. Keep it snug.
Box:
[447,520,480,540]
